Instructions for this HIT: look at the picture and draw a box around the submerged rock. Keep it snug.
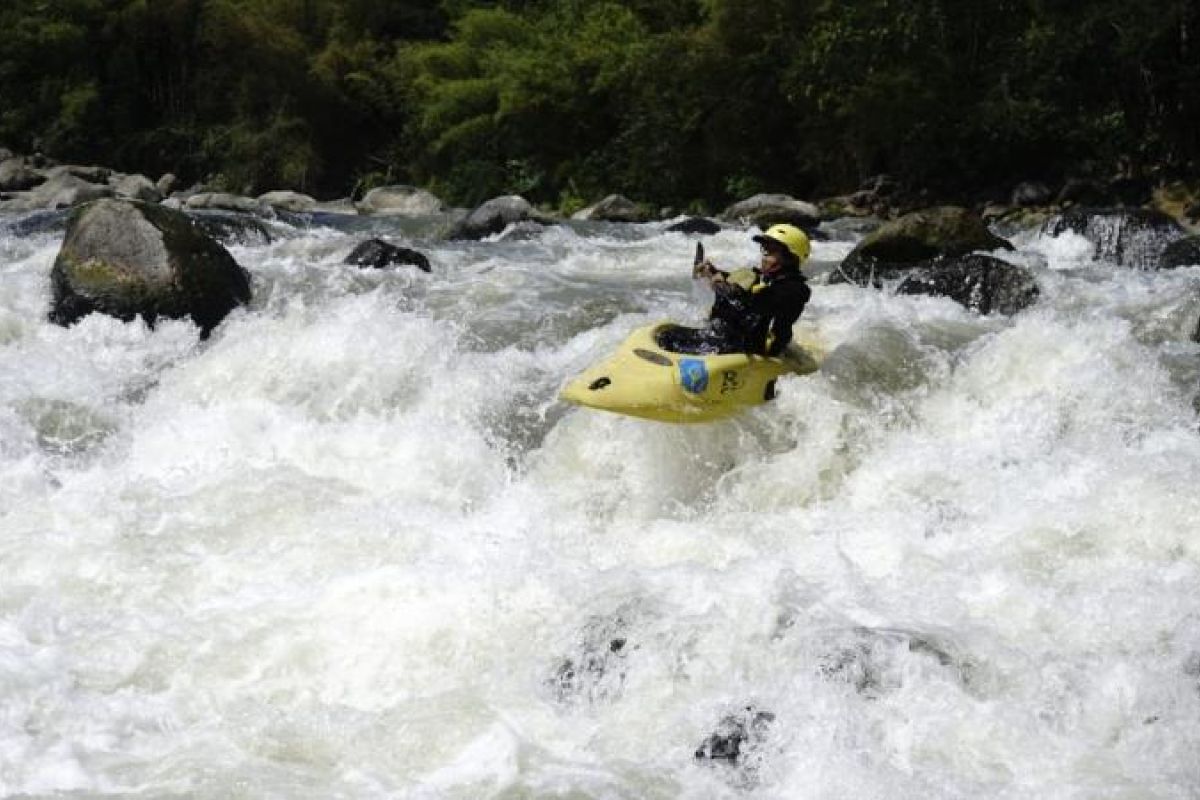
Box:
[1159,236,1200,270]
[694,707,775,764]
[1042,207,1184,269]
[49,199,251,337]
[811,626,980,698]
[188,210,274,246]
[547,612,636,705]
[694,705,776,786]
[345,238,431,272]
[897,254,1040,315]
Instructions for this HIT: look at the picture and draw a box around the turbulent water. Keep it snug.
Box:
[3,209,1200,798]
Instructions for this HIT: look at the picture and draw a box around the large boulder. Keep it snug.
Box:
[111,173,162,203]
[896,254,1040,315]
[571,194,651,223]
[344,238,431,272]
[49,199,251,337]
[448,195,555,240]
[719,193,819,230]
[355,185,444,216]
[833,206,1012,284]
[1042,207,1184,269]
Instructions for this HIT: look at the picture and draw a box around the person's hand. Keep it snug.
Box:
[693,259,718,279]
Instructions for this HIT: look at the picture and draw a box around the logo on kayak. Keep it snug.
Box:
[679,359,709,393]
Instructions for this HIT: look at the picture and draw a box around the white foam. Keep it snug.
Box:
[3,215,1200,796]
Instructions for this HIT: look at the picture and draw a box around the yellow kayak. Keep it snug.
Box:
[560,322,824,423]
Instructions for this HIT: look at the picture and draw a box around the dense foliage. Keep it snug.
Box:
[1,0,1196,208]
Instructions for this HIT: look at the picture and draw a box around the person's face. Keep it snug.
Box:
[760,242,785,275]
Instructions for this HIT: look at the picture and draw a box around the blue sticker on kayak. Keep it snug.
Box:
[679,358,709,394]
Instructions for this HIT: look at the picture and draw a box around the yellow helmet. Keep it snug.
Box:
[754,224,811,263]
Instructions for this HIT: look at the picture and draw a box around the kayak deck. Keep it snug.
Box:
[560,322,823,423]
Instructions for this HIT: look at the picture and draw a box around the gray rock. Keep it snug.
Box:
[0,147,13,161]
[719,193,819,230]
[695,707,775,766]
[257,190,317,213]
[45,164,111,184]
[1160,236,1200,269]
[344,238,431,272]
[311,198,358,215]
[896,254,1040,315]
[156,173,178,196]
[833,206,1013,285]
[1011,181,1052,207]
[356,185,444,216]
[1042,207,1184,269]
[112,174,162,203]
[571,194,650,223]
[27,173,114,209]
[448,195,554,240]
[0,158,44,191]
[49,199,251,337]
[185,192,267,215]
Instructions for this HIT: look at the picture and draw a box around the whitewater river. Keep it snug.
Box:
[2,208,1200,798]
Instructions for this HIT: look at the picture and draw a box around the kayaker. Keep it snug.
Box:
[663,224,812,355]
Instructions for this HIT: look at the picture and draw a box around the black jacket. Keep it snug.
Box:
[709,269,810,356]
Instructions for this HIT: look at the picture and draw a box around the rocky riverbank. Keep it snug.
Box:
[5,145,1200,339]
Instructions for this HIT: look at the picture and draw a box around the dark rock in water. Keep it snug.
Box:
[49,199,251,337]
[1109,175,1153,206]
[449,195,555,240]
[1042,207,1184,269]
[694,706,775,773]
[547,612,635,705]
[666,217,722,235]
[1057,178,1112,207]
[0,159,43,191]
[833,206,1012,286]
[572,194,651,223]
[3,209,71,237]
[187,210,274,245]
[1159,236,1200,270]
[812,627,979,698]
[345,238,431,272]
[1010,181,1052,207]
[897,254,1040,315]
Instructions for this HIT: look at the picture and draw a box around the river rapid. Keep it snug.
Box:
[3,210,1200,798]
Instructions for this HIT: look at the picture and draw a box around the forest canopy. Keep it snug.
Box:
[1,0,1196,209]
